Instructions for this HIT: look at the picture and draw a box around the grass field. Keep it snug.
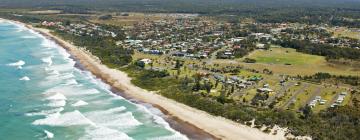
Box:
[247,47,324,65]
[331,27,360,40]
[90,13,167,27]
[236,47,360,76]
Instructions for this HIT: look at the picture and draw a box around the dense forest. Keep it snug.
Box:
[2,0,360,27]
[301,72,360,86]
[53,30,133,67]
[274,39,360,60]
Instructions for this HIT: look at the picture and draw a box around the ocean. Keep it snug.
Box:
[0,20,187,140]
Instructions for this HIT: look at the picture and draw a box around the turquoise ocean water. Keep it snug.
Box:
[0,20,187,140]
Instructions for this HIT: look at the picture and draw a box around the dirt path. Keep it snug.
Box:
[266,81,295,106]
[282,83,309,109]
[306,86,322,105]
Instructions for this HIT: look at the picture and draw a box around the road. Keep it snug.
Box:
[305,86,322,105]
[265,81,295,106]
[282,83,309,109]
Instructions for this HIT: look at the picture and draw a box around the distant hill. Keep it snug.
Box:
[1,0,360,12]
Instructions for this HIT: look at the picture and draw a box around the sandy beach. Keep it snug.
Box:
[4,18,287,140]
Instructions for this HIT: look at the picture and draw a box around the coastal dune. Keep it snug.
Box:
[15,20,286,140]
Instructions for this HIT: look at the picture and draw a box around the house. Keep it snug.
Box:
[330,103,339,108]
[256,43,265,49]
[309,100,317,108]
[230,37,245,43]
[213,74,225,83]
[237,83,247,89]
[257,88,274,94]
[248,76,262,81]
[315,96,322,102]
[263,84,270,88]
[336,92,347,104]
[172,52,186,57]
[140,58,152,64]
[230,76,240,82]
[42,21,56,27]
[319,99,327,105]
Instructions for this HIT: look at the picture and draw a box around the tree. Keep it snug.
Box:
[136,61,145,68]
[175,59,181,69]
[215,80,219,88]
[243,58,256,63]
[192,74,201,91]
[204,81,212,94]
[264,44,271,50]
[177,68,181,76]
[64,20,71,26]
[302,105,313,119]
[230,84,235,93]
[149,62,153,70]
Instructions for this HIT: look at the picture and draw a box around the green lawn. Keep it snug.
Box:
[247,47,325,65]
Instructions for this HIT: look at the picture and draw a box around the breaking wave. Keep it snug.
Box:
[32,110,95,126]
[19,76,30,81]
[7,60,25,69]
[72,100,89,107]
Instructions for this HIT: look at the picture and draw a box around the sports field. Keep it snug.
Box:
[238,47,360,76]
[247,47,324,65]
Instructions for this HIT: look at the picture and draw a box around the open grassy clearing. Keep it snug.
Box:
[331,27,360,39]
[89,12,169,27]
[236,47,360,76]
[247,47,324,65]
[28,10,62,14]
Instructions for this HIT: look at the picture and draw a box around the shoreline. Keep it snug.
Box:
[2,18,287,140]
[73,61,218,140]
[37,26,219,140]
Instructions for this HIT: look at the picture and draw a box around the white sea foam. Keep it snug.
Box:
[62,79,78,85]
[44,130,54,139]
[46,100,66,107]
[45,73,74,80]
[40,39,72,59]
[21,35,37,39]
[136,104,169,128]
[56,46,72,58]
[42,56,53,66]
[19,76,30,81]
[135,104,188,140]
[7,60,25,69]
[45,62,75,73]
[48,70,60,75]
[25,107,64,116]
[41,39,56,48]
[80,127,133,140]
[81,70,111,90]
[32,110,95,126]
[15,26,25,32]
[46,93,67,100]
[147,134,189,140]
[72,100,89,107]
[84,107,141,128]
[44,86,100,99]
[81,89,101,95]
